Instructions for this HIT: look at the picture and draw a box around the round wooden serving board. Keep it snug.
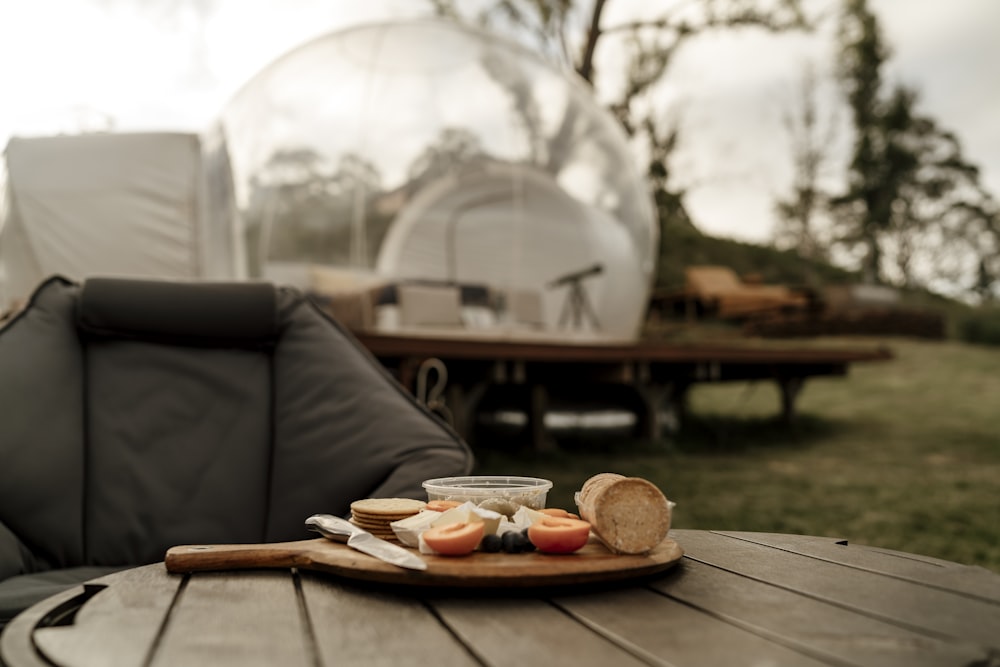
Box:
[164,536,683,589]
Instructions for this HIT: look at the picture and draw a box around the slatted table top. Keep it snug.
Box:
[3,530,999,667]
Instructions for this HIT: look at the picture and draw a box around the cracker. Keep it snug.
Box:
[350,498,426,516]
[352,517,418,533]
[356,531,398,539]
[350,514,416,523]
[347,498,427,544]
[350,516,401,530]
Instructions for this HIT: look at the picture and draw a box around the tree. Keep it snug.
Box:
[878,86,984,291]
[773,63,839,261]
[834,0,993,296]
[407,128,488,188]
[429,0,810,233]
[834,0,894,283]
[244,148,383,270]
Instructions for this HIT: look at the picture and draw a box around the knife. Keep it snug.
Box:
[305,513,427,571]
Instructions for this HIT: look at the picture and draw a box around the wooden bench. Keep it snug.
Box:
[651,266,811,322]
[684,266,809,319]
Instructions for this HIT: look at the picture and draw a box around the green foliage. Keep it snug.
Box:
[654,221,856,292]
[956,308,1000,347]
[652,219,981,341]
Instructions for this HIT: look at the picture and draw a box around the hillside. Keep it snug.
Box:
[649,223,974,338]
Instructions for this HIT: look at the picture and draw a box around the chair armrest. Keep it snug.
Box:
[0,520,40,582]
[364,437,475,502]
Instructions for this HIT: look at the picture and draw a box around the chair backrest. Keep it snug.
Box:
[0,276,473,570]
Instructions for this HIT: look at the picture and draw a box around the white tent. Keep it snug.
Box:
[375,164,648,340]
[219,20,659,344]
[0,131,246,311]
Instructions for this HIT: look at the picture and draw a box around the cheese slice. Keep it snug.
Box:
[390,510,441,547]
[430,502,502,536]
[512,505,547,528]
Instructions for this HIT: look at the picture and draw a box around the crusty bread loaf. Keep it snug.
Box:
[575,473,672,554]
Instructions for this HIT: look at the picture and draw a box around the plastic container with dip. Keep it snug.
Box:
[422,476,553,515]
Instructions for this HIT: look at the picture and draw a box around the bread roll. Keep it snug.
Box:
[575,473,672,554]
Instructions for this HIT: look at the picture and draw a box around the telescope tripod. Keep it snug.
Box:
[556,277,601,331]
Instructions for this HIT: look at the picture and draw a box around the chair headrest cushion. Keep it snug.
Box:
[77,278,279,346]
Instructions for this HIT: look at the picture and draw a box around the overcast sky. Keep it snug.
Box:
[2,0,998,244]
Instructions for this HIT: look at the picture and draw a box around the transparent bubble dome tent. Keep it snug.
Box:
[220,19,657,342]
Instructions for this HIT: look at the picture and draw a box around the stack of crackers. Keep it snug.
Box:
[349,498,426,542]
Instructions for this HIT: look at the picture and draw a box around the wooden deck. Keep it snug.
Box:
[353,332,893,448]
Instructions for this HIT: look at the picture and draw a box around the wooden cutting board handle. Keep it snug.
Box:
[165,538,328,573]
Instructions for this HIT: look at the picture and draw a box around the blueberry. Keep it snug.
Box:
[480,534,502,553]
[502,530,532,553]
[501,531,522,553]
[520,528,537,552]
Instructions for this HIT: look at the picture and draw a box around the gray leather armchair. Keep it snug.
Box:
[0,276,473,628]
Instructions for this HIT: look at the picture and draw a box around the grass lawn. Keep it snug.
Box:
[471,336,1000,572]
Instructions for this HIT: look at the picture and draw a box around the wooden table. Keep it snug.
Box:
[353,332,893,447]
[4,530,999,667]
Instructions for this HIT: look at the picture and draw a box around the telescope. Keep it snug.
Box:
[547,263,604,288]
